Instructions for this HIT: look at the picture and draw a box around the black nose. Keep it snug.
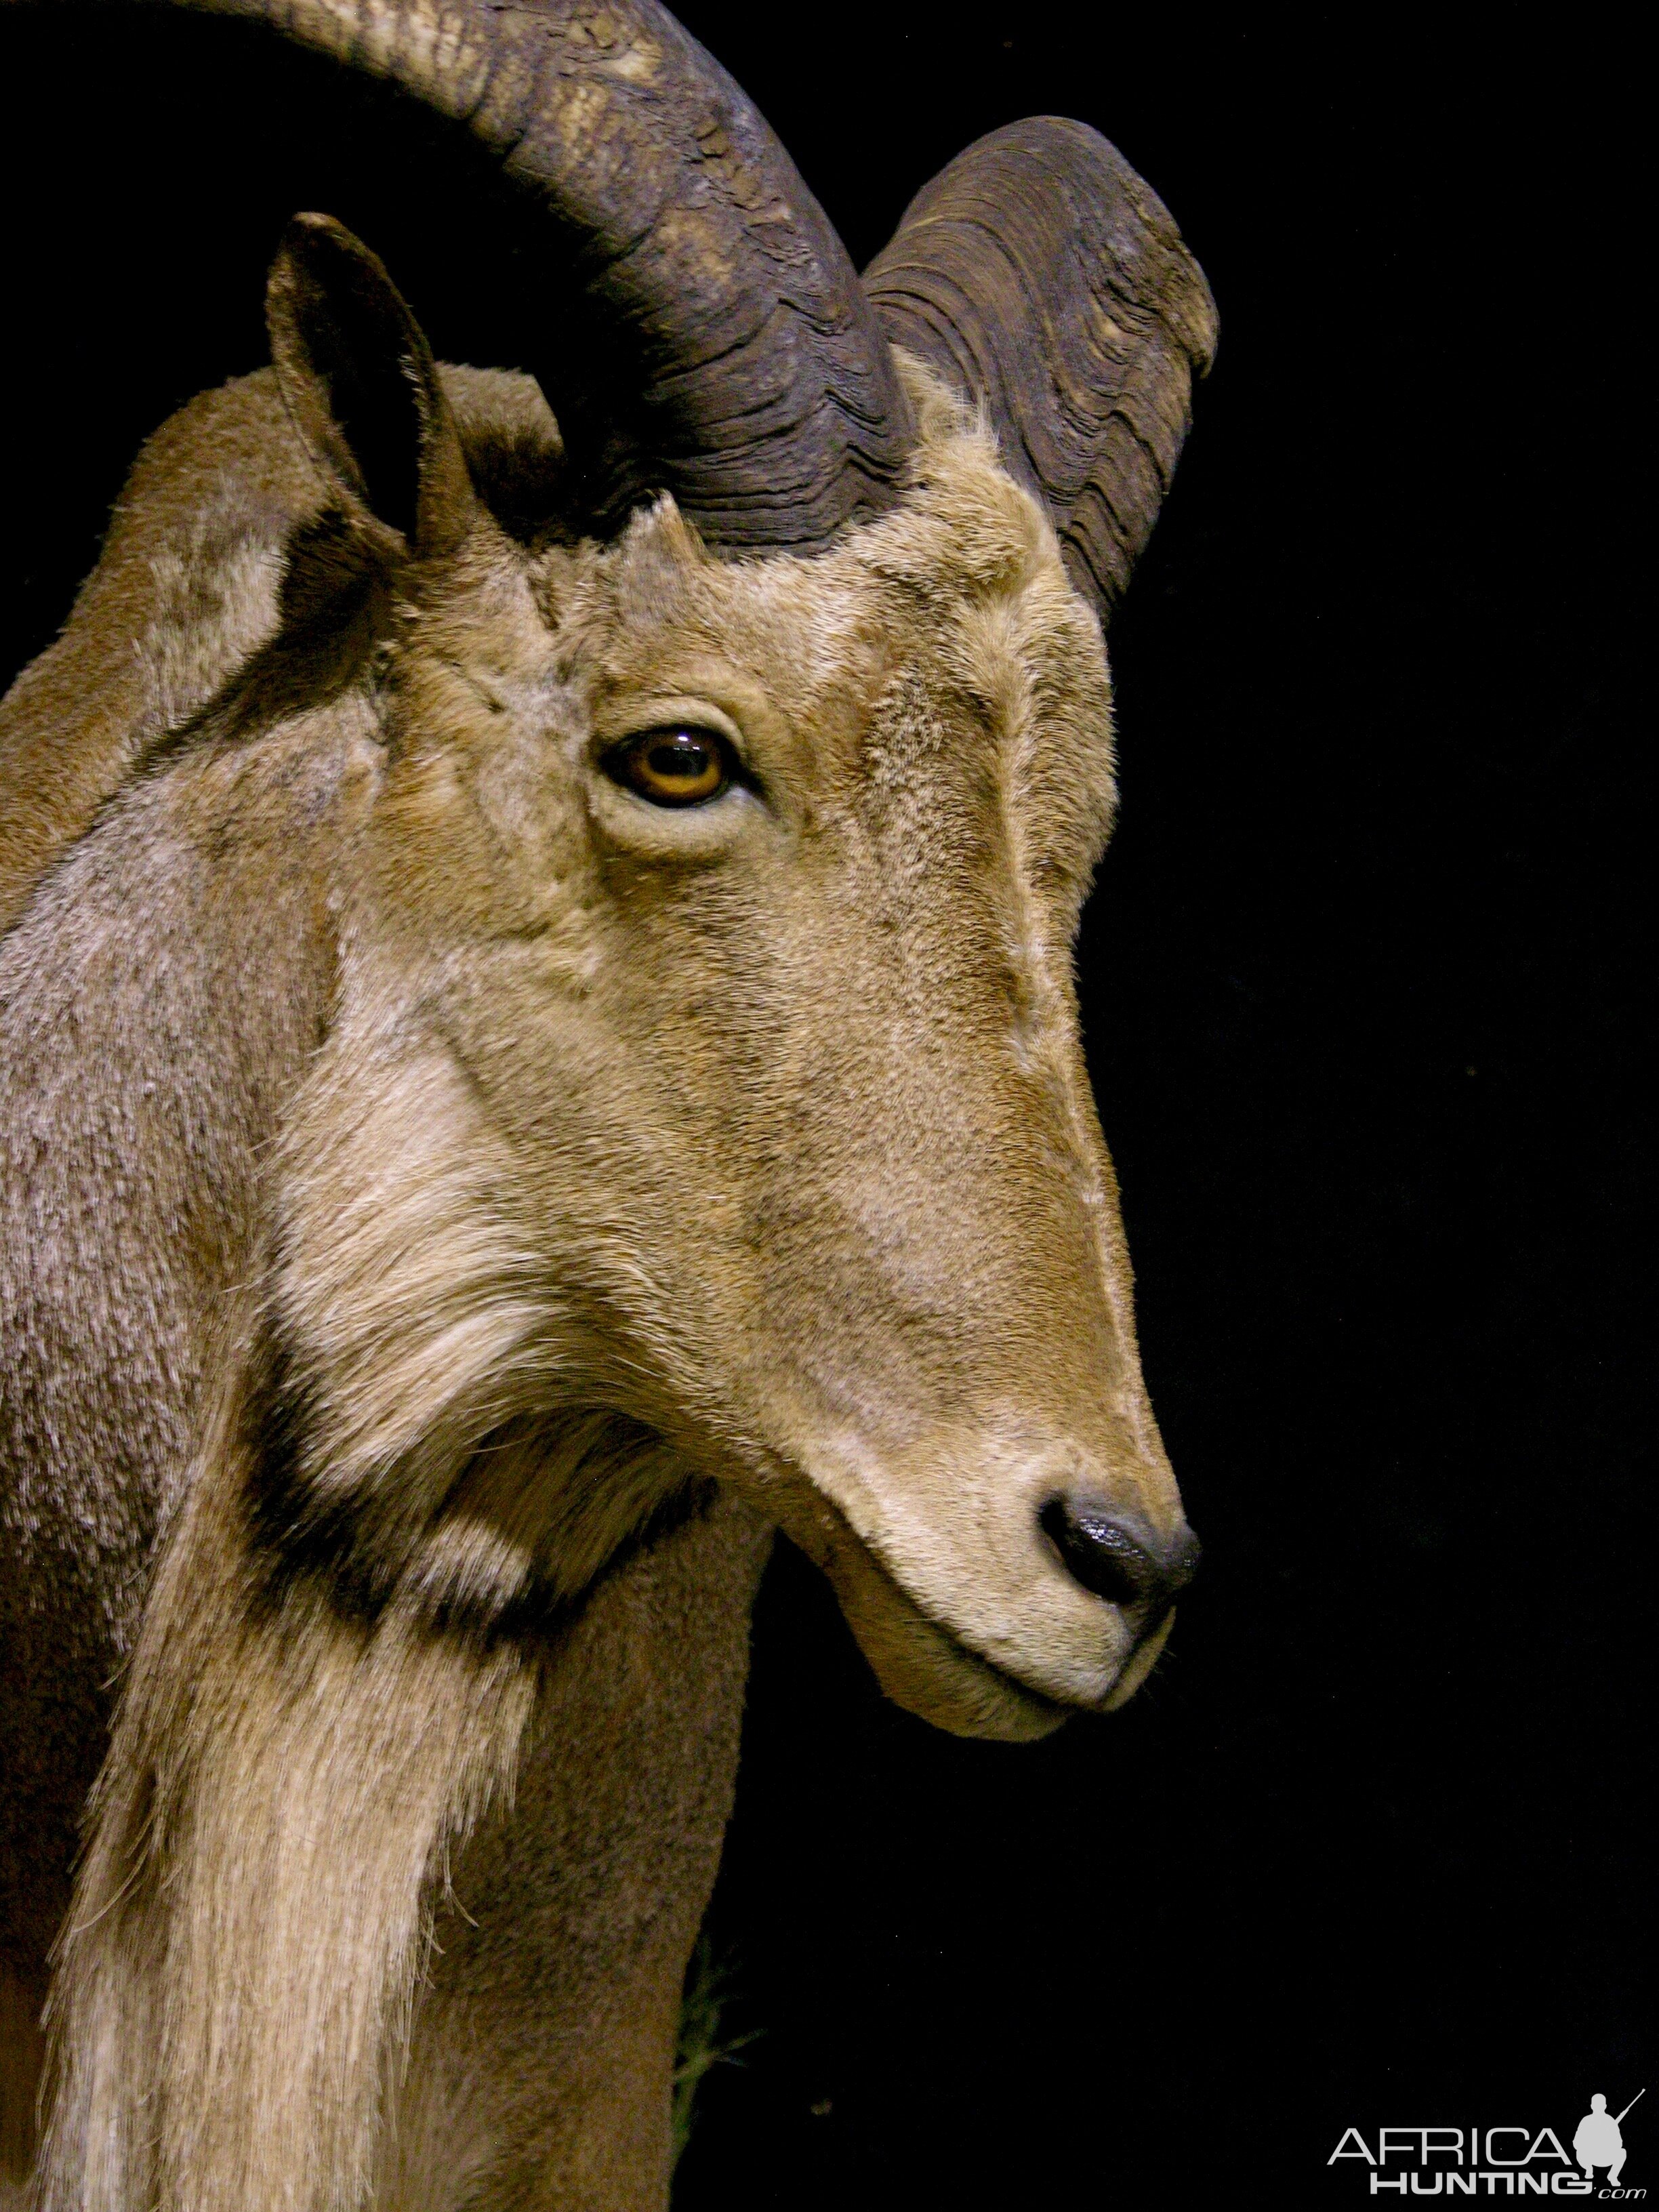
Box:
[1040,1498,1201,1613]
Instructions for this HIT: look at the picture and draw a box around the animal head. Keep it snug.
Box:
[255,192,1206,1741]
[15,0,1216,1742]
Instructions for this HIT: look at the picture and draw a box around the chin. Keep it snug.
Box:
[820,1523,1073,1742]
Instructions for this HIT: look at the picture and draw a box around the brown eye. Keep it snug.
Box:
[607,726,733,807]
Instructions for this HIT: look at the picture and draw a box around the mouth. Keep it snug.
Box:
[810,1508,1170,1742]
[1100,1605,1174,1709]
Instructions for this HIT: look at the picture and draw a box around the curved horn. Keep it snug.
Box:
[37,0,914,549]
[863,117,1217,619]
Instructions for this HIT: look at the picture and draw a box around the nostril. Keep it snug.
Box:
[1040,1498,1201,1612]
[1040,1498,1154,1606]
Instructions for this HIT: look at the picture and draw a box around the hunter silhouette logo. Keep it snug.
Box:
[1329,2087,1646,2196]
[1575,2094,1643,2192]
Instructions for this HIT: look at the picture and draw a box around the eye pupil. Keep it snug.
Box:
[609,725,733,807]
[649,737,707,779]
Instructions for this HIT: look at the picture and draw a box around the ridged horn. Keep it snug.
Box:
[35,0,916,549]
[863,117,1217,619]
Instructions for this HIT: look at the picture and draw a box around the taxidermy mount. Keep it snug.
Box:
[0,1,1214,2203]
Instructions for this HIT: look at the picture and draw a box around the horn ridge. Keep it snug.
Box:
[864,115,1217,617]
[47,0,915,548]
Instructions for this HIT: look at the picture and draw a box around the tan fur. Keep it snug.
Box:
[37,1313,537,2210]
[0,375,308,934]
[1,327,1187,2208]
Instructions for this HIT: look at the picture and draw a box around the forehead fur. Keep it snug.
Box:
[535,361,1115,822]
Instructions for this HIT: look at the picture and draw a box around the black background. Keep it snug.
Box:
[0,7,1645,2205]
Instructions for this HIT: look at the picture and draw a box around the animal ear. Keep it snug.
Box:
[266,212,474,556]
